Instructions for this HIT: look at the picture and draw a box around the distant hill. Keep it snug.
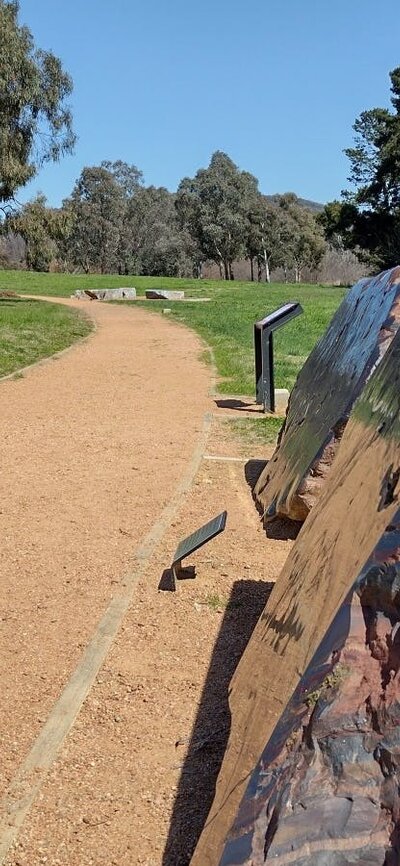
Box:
[266,194,324,214]
[296,197,324,213]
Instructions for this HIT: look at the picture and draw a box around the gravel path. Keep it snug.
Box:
[0,299,291,866]
[0,300,209,809]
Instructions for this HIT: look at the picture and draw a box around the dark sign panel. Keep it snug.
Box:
[172,511,227,577]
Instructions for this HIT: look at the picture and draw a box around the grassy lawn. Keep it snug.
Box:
[0,270,346,393]
[228,416,284,445]
[0,297,92,378]
[0,270,213,298]
[131,282,346,393]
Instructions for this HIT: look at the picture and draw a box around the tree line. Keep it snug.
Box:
[1,1,398,281]
[4,154,328,282]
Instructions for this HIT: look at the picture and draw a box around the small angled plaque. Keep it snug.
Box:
[171,511,227,586]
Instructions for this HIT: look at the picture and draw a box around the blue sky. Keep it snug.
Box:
[18,0,400,206]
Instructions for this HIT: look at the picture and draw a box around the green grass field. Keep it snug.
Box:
[0,270,346,392]
[0,297,92,378]
[0,270,213,297]
[227,416,284,445]
[130,282,345,393]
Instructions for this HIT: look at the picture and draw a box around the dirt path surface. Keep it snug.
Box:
[0,299,293,866]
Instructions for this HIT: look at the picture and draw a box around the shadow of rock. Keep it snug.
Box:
[244,459,267,491]
[265,517,301,541]
[244,460,301,541]
[162,579,274,866]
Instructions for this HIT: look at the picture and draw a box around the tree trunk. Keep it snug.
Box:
[261,237,270,283]
[257,260,262,282]
[250,257,254,281]
[223,260,229,281]
[229,262,234,281]
[283,264,288,283]
[264,253,270,283]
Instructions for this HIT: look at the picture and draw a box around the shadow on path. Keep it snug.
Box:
[162,578,273,866]
[214,398,262,413]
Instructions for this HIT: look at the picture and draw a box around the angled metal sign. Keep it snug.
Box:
[171,511,227,587]
[254,302,303,412]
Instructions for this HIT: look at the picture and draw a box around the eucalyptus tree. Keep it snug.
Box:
[246,197,290,282]
[275,194,326,282]
[319,67,400,269]
[126,185,193,276]
[64,166,126,273]
[176,151,259,279]
[8,193,70,271]
[100,161,144,274]
[0,0,75,206]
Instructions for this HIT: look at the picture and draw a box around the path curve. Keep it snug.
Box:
[0,299,211,807]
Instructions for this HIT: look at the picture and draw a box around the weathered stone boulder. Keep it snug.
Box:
[217,512,400,865]
[255,266,400,523]
[190,330,400,866]
[145,289,185,300]
[72,287,136,300]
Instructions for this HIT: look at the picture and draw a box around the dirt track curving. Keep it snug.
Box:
[0,298,291,866]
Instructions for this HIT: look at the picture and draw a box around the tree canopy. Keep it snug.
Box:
[63,166,126,273]
[0,0,75,205]
[176,151,260,279]
[1,152,333,281]
[319,67,400,269]
[9,193,70,271]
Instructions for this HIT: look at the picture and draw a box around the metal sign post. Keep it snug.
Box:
[254,302,303,413]
[170,511,227,590]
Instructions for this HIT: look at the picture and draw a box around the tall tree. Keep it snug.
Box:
[176,151,259,279]
[64,166,125,273]
[317,200,359,250]
[275,194,326,282]
[345,67,400,213]
[0,0,75,205]
[246,197,290,282]
[100,161,144,274]
[8,193,70,271]
[126,186,194,277]
[328,66,400,269]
